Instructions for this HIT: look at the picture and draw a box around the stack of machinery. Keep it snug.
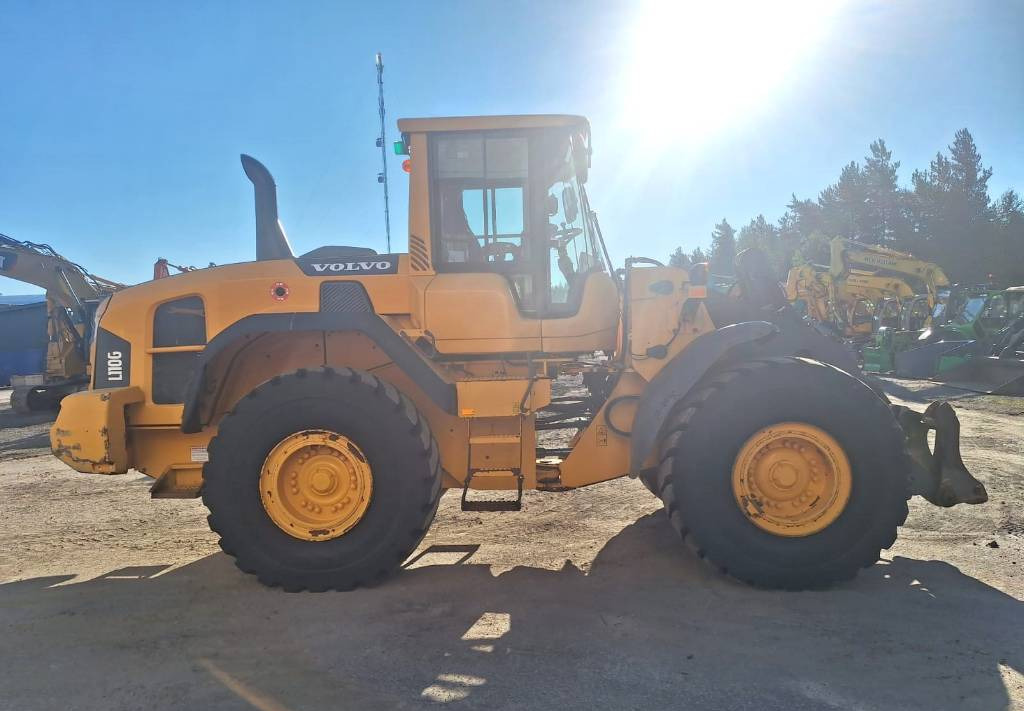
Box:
[782,235,1024,394]
[785,238,949,345]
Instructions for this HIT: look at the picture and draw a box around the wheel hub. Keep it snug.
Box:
[732,422,852,537]
[259,430,373,541]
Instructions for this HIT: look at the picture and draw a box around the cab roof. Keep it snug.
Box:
[397,114,589,133]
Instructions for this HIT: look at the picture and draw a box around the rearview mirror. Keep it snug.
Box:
[562,186,579,224]
[572,133,590,183]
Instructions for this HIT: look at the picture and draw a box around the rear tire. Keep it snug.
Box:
[203,367,442,591]
[652,357,909,589]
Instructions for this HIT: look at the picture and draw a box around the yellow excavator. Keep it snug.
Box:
[50,114,986,592]
[785,263,915,340]
[786,238,950,340]
[0,233,123,412]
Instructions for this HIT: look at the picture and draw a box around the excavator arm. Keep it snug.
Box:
[830,237,950,307]
[0,233,123,411]
[0,233,122,320]
[786,261,919,338]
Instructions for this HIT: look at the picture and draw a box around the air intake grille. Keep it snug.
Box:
[320,282,373,312]
[409,234,430,271]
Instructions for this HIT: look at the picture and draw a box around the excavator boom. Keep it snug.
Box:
[0,233,123,411]
[0,233,122,319]
[830,238,950,304]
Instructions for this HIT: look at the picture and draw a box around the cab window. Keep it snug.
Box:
[543,144,595,308]
[980,294,1007,329]
[537,132,604,313]
[151,296,205,404]
[429,128,606,317]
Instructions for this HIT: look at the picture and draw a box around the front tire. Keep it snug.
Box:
[652,357,909,589]
[203,367,442,591]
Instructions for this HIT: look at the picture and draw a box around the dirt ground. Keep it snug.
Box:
[1,379,1021,710]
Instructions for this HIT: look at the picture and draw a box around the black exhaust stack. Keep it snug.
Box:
[240,154,294,261]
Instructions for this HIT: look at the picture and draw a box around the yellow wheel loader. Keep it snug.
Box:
[50,115,986,591]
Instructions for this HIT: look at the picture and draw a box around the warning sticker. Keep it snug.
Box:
[190,447,209,463]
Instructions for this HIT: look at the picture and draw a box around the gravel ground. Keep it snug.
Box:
[0,379,1021,710]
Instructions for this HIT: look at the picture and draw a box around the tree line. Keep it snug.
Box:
[670,129,1024,288]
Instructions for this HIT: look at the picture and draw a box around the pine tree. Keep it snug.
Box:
[862,139,911,248]
[678,128,1013,288]
[993,190,1024,286]
[784,194,824,239]
[949,128,993,219]
[738,215,786,276]
[910,129,994,281]
[994,189,1024,223]
[709,219,736,275]
[818,162,866,241]
[668,246,690,268]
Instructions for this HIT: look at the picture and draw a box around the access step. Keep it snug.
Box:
[460,470,524,512]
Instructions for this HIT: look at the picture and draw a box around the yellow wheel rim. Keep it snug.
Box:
[731,422,852,537]
[259,430,373,541]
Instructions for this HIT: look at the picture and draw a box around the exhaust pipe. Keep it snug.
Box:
[240,154,294,261]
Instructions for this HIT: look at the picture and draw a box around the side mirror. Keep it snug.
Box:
[545,193,559,217]
[572,133,590,183]
[562,186,579,224]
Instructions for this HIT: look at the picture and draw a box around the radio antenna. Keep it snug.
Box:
[375,52,391,253]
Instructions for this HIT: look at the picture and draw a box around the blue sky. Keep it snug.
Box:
[2,0,1022,295]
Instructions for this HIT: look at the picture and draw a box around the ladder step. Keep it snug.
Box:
[461,470,523,512]
[461,499,522,512]
[468,434,522,445]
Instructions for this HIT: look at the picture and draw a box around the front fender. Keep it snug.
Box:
[180,310,457,433]
[629,321,777,472]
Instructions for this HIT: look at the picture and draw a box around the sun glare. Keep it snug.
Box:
[616,0,845,147]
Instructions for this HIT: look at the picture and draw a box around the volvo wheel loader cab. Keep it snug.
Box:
[51,114,986,592]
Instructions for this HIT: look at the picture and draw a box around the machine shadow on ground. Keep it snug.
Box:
[2,511,1020,711]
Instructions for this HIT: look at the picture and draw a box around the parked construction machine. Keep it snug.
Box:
[50,115,986,592]
[864,284,1024,394]
[0,233,123,412]
[927,286,1024,394]
[786,238,950,342]
[786,262,915,340]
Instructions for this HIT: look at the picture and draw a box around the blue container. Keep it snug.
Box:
[0,301,48,385]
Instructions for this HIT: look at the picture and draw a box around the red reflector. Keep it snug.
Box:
[689,286,707,298]
[402,159,412,173]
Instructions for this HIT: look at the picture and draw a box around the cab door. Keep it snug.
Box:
[421,127,618,356]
